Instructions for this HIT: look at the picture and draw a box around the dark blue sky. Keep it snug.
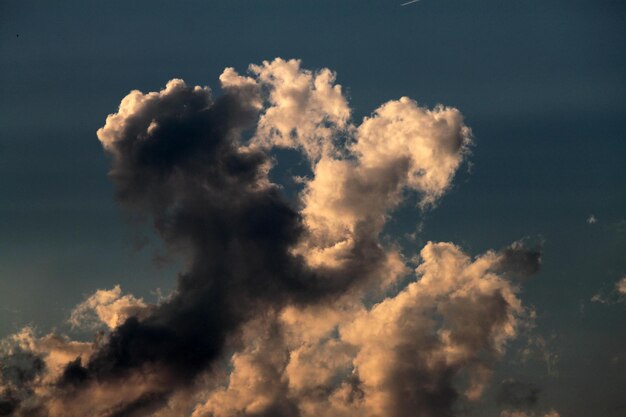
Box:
[1,1,625,416]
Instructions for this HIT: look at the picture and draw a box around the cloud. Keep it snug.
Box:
[191,314,301,417]
[616,276,626,295]
[291,98,470,274]
[0,328,92,416]
[591,276,626,305]
[496,379,541,408]
[336,242,530,417]
[500,410,560,417]
[0,58,540,417]
[69,285,149,330]
[590,291,607,304]
[250,58,351,161]
[494,240,542,279]
[190,241,539,417]
[518,334,560,378]
[352,97,471,208]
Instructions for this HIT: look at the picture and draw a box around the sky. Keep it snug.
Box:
[0,1,625,416]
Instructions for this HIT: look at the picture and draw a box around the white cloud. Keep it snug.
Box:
[250,58,351,161]
[190,242,536,417]
[69,285,148,330]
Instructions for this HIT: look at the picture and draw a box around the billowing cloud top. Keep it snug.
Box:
[0,59,548,417]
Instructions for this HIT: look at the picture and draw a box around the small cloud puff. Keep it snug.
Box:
[69,285,149,330]
[616,276,626,295]
[591,276,626,305]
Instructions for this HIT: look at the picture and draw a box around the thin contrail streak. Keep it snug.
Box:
[401,0,420,5]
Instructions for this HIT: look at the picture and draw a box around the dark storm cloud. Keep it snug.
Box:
[386,353,459,417]
[106,392,169,417]
[0,351,45,387]
[71,82,290,380]
[496,379,541,408]
[0,349,45,416]
[0,391,18,417]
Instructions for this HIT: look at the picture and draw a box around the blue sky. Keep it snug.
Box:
[1,1,625,416]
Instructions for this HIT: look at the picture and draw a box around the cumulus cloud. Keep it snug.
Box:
[69,285,149,330]
[0,327,92,416]
[293,99,471,272]
[251,58,351,161]
[0,58,542,417]
[187,241,539,417]
[353,97,471,207]
[334,242,531,417]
